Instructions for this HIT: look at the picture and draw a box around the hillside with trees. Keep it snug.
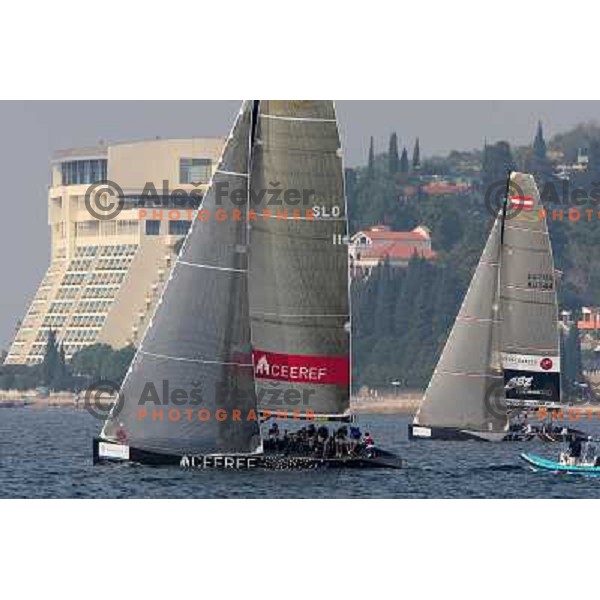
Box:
[349,125,600,392]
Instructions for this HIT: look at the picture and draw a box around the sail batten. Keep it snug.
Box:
[178,261,248,273]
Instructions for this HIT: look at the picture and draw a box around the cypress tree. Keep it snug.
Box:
[41,329,59,389]
[367,136,375,179]
[388,132,399,175]
[412,137,421,170]
[400,147,409,174]
[533,121,547,160]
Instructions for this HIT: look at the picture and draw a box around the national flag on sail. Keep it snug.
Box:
[507,195,535,211]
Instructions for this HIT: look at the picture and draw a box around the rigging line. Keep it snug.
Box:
[177,260,247,273]
[500,173,510,245]
[251,100,260,147]
[139,349,253,368]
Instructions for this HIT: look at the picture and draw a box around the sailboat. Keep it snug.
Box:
[93,100,402,469]
[409,171,566,441]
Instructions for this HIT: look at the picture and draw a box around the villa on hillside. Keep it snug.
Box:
[349,225,437,279]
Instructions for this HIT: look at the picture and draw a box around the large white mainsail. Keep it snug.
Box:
[413,211,508,436]
[248,101,351,418]
[500,172,561,403]
[100,102,262,455]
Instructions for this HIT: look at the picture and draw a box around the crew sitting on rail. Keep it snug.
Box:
[364,432,375,458]
[268,421,280,441]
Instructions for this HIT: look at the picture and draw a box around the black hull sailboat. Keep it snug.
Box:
[410,172,579,443]
[407,424,510,442]
[94,101,402,470]
[93,437,402,469]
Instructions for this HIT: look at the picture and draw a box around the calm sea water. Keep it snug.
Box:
[2,407,600,498]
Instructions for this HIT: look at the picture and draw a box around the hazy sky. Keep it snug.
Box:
[2,100,600,350]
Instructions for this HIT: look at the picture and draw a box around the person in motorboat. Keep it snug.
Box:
[560,435,585,466]
[569,435,582,459]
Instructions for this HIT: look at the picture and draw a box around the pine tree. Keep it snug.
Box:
[388,132,399,175]
[367,136,375,179]
[400,147,409,174]
[412,137,421,170]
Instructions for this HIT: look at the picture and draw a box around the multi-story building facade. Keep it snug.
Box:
[5,137,223,364]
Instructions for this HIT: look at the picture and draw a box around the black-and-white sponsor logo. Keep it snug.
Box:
[180,455,259,470]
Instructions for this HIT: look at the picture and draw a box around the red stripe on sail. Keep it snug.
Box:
[252,350,350,386]
[508,195,535,210]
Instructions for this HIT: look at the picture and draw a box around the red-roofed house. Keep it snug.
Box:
[421,181,471,196]
[349,225,437,278]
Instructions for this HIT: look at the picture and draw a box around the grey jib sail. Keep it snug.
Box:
[500,172,560,403]
[248,101,351,417]
[101,102,261,454]
[414,212,508,432]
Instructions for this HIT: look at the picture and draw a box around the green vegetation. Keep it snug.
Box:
[0,337,135,392]
[353,255,464,389]
[70,343,135,386]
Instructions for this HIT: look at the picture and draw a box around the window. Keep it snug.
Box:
[168,220,191,236]
[100,221,117,236]
[61,159,107,185]
[145,220,161,236]
[180,158,212,185]
[117,220,139,236]
[76,221,99,237]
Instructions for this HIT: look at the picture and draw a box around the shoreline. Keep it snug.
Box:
[0,390,423,414]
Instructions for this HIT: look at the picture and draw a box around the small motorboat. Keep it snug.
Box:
[521,439,600,475]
